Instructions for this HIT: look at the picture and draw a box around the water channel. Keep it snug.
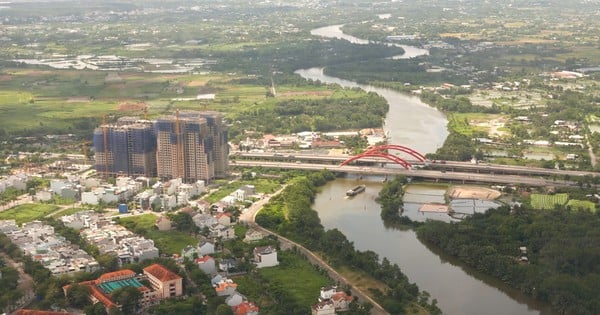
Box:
[300,25,555,315]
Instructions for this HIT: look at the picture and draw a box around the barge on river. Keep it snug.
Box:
[346,185,366,196]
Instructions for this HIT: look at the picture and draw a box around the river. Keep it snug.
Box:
[301,25,555,315]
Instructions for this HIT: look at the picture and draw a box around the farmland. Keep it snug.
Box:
[530,193,568,210]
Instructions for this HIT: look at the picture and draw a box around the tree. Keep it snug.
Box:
[67,283,91,308]
[216,304,234,315]
[111,286,142,314]
[84,301,108,315]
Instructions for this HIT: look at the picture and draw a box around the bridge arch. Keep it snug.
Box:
[341,151,412,169]
[366,144,427,162]
[340,144,425,169]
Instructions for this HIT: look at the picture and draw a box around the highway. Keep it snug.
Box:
[231,160,575,187]
[233,152,599,179]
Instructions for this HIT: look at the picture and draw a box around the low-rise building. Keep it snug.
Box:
[143,263,184,299]
[254,245,279,268]
[196,255,216,275]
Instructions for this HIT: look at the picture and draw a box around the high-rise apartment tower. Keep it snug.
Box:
[154,111,228,183]
[93,117,157,178]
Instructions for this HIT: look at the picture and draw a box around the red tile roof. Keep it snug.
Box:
[88,284,118,309]
[332,291,353,302]
[143,263,182,282]
[233,301,260,315]
[195,255,214,263]
[13,310,72,315]
[97,269,136,283]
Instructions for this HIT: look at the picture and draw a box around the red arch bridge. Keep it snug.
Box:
[341,144,426,170]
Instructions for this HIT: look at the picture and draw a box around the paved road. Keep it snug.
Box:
[241,187,390,315]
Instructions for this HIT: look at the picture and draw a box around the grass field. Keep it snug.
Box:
[204,178,281,203]
[530,193,568,210]
[0,204,60,224]
[566,200,597,213]
[117,213,197,255]
[255,250,329,306]
[50,207,91,218]
[448,113,496,137]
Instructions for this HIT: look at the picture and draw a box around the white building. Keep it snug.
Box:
[253,245,279,268]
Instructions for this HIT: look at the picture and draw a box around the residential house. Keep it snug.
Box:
[320,286,338,301]
[211,274,225,286]
[232,301,260,315]
[210,223,235,240]
[35,190,53,202]
[81,190,100,205]
[243,229,264,243]
[155,216,172,231]
[193,213,217,229]
[59,185,80,200]
[216,212,233,226]
[196,255,216,275]
[312,300,336,315]
[181,245,199,260]
[219,258,238,273]
[254,245,279,268]
[214,278,238,296]
[198,240,215,256]
[225,292,246,307]
[331,291,353,311]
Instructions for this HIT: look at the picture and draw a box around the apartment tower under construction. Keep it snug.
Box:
[93,117,157,178]
[154,111,228,183]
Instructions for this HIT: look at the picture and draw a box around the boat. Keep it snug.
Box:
[346,185,366,196]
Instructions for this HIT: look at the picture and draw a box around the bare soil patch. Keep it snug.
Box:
[118,102,147,111]
[447,186,501,200]
[419,203,449,213]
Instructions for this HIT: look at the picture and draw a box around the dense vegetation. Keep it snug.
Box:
[417,206,600,315]
[256,170,441,314]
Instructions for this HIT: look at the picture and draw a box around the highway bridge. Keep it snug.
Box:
[231,160,578,187]
[233,152,599,180]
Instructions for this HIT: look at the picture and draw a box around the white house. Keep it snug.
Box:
[331,291,353,311]
[210,224,235,240]
[214,278,238,296]
[320,286,338,301]
[253,245,279,268]
[35,190,53,202]
[81,191,100,205]
[244,230,264,243]
[155,216,172,231]
[216,212,232,226]
[193,213,217,229]
[312,300,336,315]
[181,245,199,260]
[196,255,216,275]
[225,292,245,307]
[198,240,215,256]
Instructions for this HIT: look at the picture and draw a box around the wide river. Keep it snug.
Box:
[298,25,555,315]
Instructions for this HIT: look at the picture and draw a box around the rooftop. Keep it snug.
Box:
[144,263,182,282]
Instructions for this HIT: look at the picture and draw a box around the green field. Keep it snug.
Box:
[0,204,60,224]
[530,193,569,210]
[236,250,329,310]
[117,213,197,255]
[204,178,281,203]
[566,200,597,213]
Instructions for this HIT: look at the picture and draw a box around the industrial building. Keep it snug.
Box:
[93,111,228,183]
